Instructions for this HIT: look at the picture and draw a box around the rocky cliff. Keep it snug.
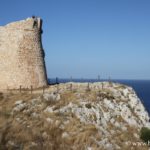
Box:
[0,82,150,149]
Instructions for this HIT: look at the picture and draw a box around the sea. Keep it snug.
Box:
[48,79,150,114]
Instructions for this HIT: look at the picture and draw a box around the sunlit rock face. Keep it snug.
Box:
[3,82,149,150]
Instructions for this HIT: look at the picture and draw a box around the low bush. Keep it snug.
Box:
[85,103,92,109]
[140,127,150,143]
[0,92,3,100]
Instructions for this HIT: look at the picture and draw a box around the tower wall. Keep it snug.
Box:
[0,17,48,89]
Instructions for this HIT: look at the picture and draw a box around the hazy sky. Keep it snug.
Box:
[0,0,150,79]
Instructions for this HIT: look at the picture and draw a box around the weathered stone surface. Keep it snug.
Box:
[0,17,47,89]
[1,82,150,149]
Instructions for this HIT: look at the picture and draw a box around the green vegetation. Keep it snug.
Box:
[140,127,150,143]
[85,103,92,109]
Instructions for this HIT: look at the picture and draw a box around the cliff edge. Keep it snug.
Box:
[0,82,150,149]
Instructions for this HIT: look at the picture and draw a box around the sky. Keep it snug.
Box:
[0,0,150,79]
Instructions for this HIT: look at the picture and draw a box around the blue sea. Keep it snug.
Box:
[48,79,150,114]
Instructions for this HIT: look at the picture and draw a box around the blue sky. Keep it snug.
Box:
[0,0,150,79]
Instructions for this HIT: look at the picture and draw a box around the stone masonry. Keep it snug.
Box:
[0,17,48,89]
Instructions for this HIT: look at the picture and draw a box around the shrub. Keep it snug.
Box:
[140,127,150,143]
[0,92,3,100]
[85,103,92,109]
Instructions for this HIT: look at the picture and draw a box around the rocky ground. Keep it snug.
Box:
[0,82,150,150]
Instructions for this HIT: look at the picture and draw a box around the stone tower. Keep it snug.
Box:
[0,17,48,89]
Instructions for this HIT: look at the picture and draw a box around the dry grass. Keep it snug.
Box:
[63,116,101,149]
[0,91,101,149]
[0,118,68,150]
[0,114,101,150]
[0,87,149,150]
[109,125,149,150]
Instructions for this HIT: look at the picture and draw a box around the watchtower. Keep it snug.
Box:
[0,17,48,89]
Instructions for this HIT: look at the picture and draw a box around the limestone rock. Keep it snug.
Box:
[7,82,150,149]
[43,93,61,102]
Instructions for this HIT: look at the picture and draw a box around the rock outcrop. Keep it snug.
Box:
[0,82,150,149]
[0,17,47,89]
